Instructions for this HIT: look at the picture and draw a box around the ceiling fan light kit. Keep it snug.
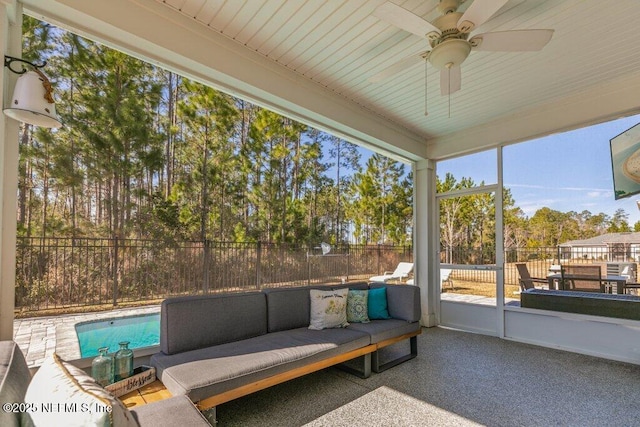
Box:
[429,39,471,70]
[371,0,554,114]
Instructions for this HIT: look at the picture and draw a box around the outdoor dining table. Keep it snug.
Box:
[546,273,628,294]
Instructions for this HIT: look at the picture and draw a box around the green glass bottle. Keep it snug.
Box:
[114,341,134,381]
[91,347,113,387]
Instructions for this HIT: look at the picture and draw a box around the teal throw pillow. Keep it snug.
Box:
[347,290,370,323]
[368,287,391,319]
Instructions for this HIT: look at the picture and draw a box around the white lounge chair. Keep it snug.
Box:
[406,268,452,287]
[369,262,413,283]
[440,268,454,289]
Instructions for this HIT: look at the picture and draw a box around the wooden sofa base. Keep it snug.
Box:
[196,344,377,411]
[372,330,421,373]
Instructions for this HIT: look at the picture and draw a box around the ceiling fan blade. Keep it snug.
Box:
[440,65,461,96]
[457,0,510,33]
[369,52,426,83]
[470,29,554,51]
[373,2,441,39]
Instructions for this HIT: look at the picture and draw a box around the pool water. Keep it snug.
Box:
[75,313,160,358]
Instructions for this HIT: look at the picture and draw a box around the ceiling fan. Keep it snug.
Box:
[370,0,554,99]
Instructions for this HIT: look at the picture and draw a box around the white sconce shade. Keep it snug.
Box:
[4,70,62,128]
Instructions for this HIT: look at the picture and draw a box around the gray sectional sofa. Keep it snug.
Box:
[150,282,421,418]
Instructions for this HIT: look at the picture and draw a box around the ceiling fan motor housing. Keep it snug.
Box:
[428,39,471,70]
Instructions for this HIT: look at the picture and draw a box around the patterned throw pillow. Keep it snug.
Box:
[309,288,349,330]
[25,353,139,427]
[347,290,370,323]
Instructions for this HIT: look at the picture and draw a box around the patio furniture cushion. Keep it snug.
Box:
[25,353,138,427]
[130,395,210,426]
[160,292,267,355]
[370,283,421,322]
[309,288,349,330]
[152,327,370,402]
[263,284,372,333]
[347,319,421,343]
[0,341,33,427]
[367,287,391,319]
[347,290,370,323]
[263,287,312,332]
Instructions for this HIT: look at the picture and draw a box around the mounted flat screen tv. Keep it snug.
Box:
[610,122,640,200]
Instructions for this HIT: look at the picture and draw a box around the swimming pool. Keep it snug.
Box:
[75,313,160,358]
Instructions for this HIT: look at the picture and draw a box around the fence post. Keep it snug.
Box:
[256,241,262,289]
[377,244,381,275]
[203,239,210,293]
[307,246,311,286]
[346,245,350,282]
[112,236,118,307]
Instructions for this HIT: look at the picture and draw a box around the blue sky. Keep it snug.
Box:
[436,113,640,226]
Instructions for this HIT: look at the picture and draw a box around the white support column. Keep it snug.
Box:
[496,147,505,337]
[0,0,21,340]
[413,159,436,327]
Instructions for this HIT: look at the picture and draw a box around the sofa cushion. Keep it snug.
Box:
[130,395,209,426]
[333,281,369,291]
[263,285,369,333]
[0,341,32,427]
[370,283,421,322]
[151,327,370,402]
[161,292,267,354]
[263,287,312,332]
[347,290,370,323]
[309,288,349,330]
[25,353,138,427]
[347,319,421,343]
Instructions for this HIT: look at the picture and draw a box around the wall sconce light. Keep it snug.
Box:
[3,55,62,128]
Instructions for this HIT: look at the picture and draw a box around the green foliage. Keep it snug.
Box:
[437,173,633,255]
[19,19,413,245]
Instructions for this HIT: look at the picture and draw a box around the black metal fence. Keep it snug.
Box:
[444,245,639,286]
[15,237,412,311]
[19,239,632,310]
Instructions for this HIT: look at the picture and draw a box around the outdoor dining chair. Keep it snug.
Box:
[515,263,548,292]
[560,265,604,292]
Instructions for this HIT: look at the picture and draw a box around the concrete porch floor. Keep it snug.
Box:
[216,327,640,426]
[12,304,640,426]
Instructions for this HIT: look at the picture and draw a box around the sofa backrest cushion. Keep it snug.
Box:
[161,292,267,355]
[332,281,369,291]
[370,283,421,322]
[263,287,312,333]
[263,282,382,332]
[0,341,32,427]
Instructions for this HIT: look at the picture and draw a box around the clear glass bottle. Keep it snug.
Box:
[91,347,113,387]
[114,341,134,381]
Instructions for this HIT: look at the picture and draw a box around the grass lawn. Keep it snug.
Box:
[444,279,521,299]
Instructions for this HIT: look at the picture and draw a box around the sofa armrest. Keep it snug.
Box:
[370,284,421,322]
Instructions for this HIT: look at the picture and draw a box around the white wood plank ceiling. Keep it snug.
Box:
[19,0,640,159]
[151,0,640,150]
